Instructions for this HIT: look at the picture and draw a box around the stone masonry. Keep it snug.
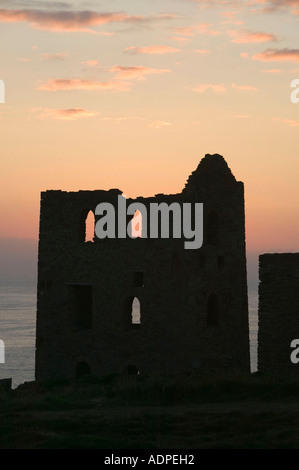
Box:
[35,153,251,380]
[258,253,299,376]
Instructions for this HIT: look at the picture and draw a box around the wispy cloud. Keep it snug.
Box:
[228,29,277,43]
[0,1,71,8]
[81,60,99,67]
[171,36,190,43]
[124,45,180,55]
[254,0,299,15]
[233,114,251,119]
[232,83,259,90]
[37,78,131,92]
[191,0,299,15]
[190,0,241,7]
[41,52,68,60]
[0,8,175,33]
[0,9,129,32]
[110,66,171,81]
[274,117,299,127]
[252,48,299,62]
[125,13,176,24]
[221,11,244,24]
[174,23,221,37]
[192,82,258,93]
[99,116,145,123]
[195,49,211,54]
[263,68,281,73]
[192,83,226,93]
[193,0,299,13]
[148,121,172,129]
[32,107,100,120]
[37,65,171,92]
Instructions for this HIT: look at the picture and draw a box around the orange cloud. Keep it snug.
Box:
[81,60,99,67]
[221,11,243,25]
[253,0,299,15]
[37,79,130,92]
[0,8,175,33]
[171,36,190,43]
[192,83,226,93]
[174,23,220,37]
[124,46,180,55]
[41,52,68,60]
[33,107,100,120]
[192,0,239,5]
[174,26,196,37]
[195,49,210,54]
[195,0,299,15]
[148,121,171,129]
[0,9,129,32]
[110,66,171,81]
[37,66,171,93]
[274,117,299,127]
[233,114,251,119]
[253,48,299,62]
[232,83,259,91]
[228,29,277,43]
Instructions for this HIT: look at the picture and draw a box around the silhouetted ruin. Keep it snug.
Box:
[258,253,299,376]
[35,154,250,380]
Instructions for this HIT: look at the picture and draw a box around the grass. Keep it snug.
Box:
[1,372,299,448]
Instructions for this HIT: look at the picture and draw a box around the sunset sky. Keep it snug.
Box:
[0,0,298,253]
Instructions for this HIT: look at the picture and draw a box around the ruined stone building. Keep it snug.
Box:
[258,253,299,376]
[35,153,250,380]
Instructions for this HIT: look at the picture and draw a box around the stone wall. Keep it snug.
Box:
[258,253,299,376]
[35,154,250,380]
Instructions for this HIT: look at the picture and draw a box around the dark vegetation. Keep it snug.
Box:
[1,372,299,449]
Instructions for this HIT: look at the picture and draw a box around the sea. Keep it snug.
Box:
[0,285,259,389]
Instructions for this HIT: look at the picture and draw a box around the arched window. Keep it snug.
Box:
[131,210,142,238]
[207,211,219,245]
[85,210,95,242]
[79,209,95,242]
[75,361,91,379]
[207,293,219,326]
[124,296,141,326]
[132,297,141,325]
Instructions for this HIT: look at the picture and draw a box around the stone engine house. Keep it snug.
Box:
[35,154,250,380]
[258,253,299,376]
